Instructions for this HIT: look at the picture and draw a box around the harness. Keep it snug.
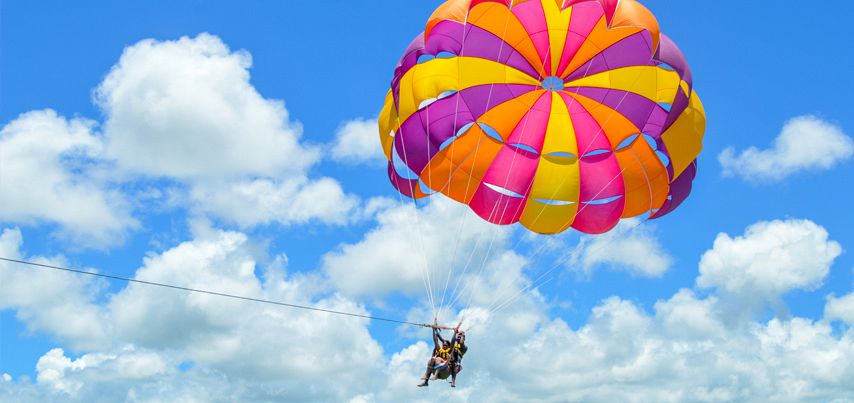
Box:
[433,343,465,379]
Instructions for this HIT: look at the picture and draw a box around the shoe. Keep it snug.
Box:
[450,382,456,388]
[417,381,428,387]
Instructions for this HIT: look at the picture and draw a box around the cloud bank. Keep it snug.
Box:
[3,215,853,402]
[0,34,360,249]
[720,115,853,182]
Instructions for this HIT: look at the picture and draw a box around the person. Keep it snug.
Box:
[418,325,466,387]
[449,330,467,387]
[417,327,453,387]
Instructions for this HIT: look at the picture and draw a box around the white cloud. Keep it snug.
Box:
[331,118,384,165]
[826,292,854,325]
[0,110,136,247]
[719,115,853,182]
[36,347,169,395]
[697,219,842,306]
[92,33,360,227]
[1,226,387,401]
[654,289,725,339]
[366,219,854,402]
[189,177,359,228]
[4,218,854,401]
[1,34,363,242]
[378,289,854,403]
[96,33,317,179]
[568,218,673,278]
[0,228,108,350]
[101,227,384,391]
[322,198,512,298]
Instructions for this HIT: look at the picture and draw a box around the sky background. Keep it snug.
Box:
[1,1,854,402]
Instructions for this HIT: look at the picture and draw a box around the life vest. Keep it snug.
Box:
[453,342,465,357]
[436,346,451,359]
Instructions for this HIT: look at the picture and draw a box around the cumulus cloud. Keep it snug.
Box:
[92,33,359,227]
[1,34,360,235]
[0,228,108,350]
[9,290,854,402]
[105,226,384,389]
[377,290,854,403]
[96,33,317,179]
[36,347,169,395]
[189,177,359,228]
[719,115,853,182]
[826,292,854,325]
[4,217,854,401]
[1,226,386,402]
[697,219,842,310]
[330,118,385,165]
[322,198,512,298]
[0,110,136,247]
[655,289,725,339]
[365,219,854,402]
[568,219,673,278]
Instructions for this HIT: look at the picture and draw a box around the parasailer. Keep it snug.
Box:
[449,330,467,387]
[418,325,464,387]
[381,0,705,388]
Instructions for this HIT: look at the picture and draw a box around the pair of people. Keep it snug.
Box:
[417,326,467,388]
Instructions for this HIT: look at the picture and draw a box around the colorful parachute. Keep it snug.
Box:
[379,0,705,235]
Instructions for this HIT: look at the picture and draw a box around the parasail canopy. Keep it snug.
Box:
[379,0,706,235]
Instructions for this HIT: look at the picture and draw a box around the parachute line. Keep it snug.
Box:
[394,109,438,320]
[437,5,504,322]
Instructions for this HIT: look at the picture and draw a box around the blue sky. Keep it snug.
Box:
[1,1,854,401]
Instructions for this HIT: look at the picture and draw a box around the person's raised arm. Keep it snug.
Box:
[432,328,440,349]
[436,329,447,345]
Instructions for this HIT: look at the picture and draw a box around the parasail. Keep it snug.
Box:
[379,0,705,235]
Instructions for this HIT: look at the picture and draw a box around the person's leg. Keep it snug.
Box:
[450,363,457,387]
[417,358,435,387]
